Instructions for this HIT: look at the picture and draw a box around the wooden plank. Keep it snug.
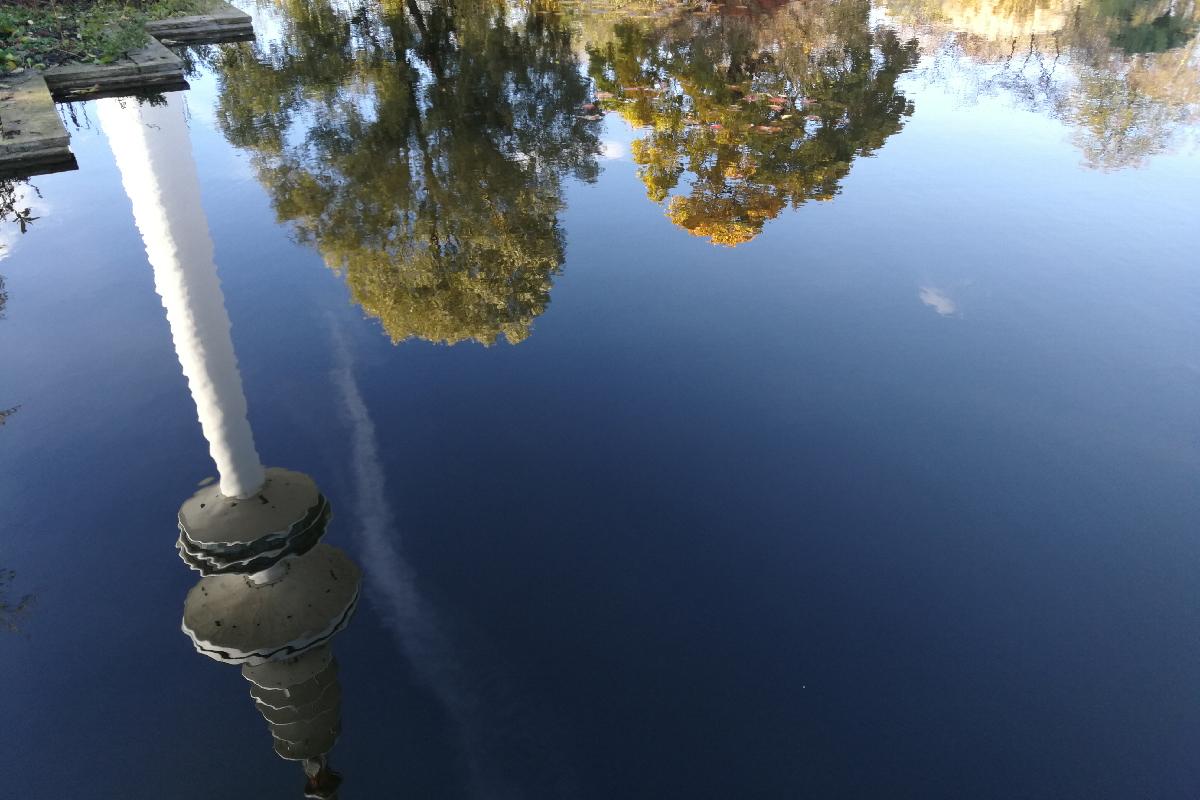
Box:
[44,38,186,98]
[147,0,254,43]
[0,71,76,176]
[0,0,254,175]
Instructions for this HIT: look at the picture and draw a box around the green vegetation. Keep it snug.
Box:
[0,0,197,74]
[1089,0,1197,53]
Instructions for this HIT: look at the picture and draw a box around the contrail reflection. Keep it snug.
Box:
[329,329,487,790]
[330,326,577,799]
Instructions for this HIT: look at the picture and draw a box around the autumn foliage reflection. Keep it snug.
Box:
[211,0,600,345]
[882,0,1200,169]
[586,0,918,245]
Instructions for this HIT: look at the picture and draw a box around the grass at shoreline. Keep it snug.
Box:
[0,0,197,75]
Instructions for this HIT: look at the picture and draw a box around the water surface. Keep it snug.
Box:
[2,0,1199,797]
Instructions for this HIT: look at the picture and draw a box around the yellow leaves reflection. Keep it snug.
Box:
[585,0,918,245]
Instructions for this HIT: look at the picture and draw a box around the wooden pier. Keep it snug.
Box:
[0,0,253,178]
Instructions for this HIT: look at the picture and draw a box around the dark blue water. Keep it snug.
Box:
[2,0,1200,797]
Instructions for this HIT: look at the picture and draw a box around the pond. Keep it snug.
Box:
[1,0,1199,796]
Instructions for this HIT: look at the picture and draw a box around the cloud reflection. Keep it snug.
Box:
[330,330,481,776]
[919,286,956,315]
[330,326,575,798]
[600,140,626,160]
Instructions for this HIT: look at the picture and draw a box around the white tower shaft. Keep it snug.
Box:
[98,94,265,499]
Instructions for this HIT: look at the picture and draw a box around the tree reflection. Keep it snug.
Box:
[0,177,40,322]
[883,0,1200,169]
[0,566,35,634]
[209,0,600,345]
[585,0,918,245]
[1064,0,1200,167]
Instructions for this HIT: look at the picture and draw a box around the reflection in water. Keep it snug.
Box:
[0,565,36,634]
[97,81,574,795]
[0,178,40,242]
[331,326,577,797]
[329,332,484,774]
[204,0,1199,275]
[0,177,41,330]
[98,93,361,799]
[1,266,14,425]
[585,0,919,245]
[881,0,1200,168]
[0,271,14,426]
[918,285,955,314]
[208,0,601,345]
[2,205,28,645]
[97,94,264,501]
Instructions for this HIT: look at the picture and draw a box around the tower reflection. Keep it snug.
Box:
[99,92,360,799]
